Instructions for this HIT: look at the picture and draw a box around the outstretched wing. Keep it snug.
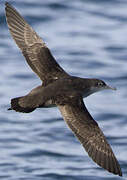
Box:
[5,2,69,85]
[57,95,122,176]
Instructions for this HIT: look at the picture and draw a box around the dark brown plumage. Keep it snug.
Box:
[5,2,69,86]
[5,2,122,176]
[58,95,122,176]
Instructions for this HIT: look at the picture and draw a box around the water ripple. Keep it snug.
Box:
[0,0,127,179]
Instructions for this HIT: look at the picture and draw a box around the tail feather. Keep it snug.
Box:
[9,97,35,113]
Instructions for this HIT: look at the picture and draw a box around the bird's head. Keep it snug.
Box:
[89,79,116,94]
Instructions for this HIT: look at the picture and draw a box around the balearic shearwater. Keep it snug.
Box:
[5,2,122,176]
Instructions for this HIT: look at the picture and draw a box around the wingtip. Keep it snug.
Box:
[115,159,122,177]
[118,168,122,177]
[119,173,122,177]
[5,2,11,12]
[5,2,10,7]
[5,2,14,10]
[8,107,12,110]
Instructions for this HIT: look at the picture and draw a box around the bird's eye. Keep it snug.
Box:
[97,82,103,86]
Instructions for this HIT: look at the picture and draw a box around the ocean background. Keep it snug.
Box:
[0,0,127,179]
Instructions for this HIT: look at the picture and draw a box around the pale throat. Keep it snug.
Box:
[82,86,103,98]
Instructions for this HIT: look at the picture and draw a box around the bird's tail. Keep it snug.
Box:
[8,97,35,113]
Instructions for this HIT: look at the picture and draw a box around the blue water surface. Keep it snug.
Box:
[0,0,127,179]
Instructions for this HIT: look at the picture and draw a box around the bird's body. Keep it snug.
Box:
[5,2,122,176]
[9,76,114,113]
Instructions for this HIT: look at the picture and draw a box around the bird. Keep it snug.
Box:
[5,2,122,176]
